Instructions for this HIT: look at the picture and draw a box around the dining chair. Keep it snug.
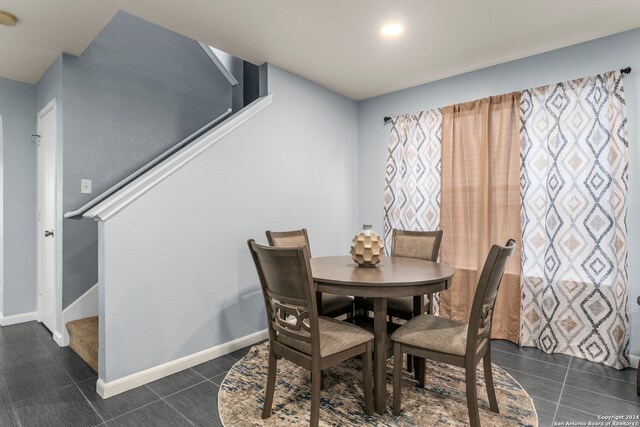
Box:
[248,240,373,426]
[391,239,516,427]
[362,229,443,370]
[364,229,443,316]
[266,229,355,320]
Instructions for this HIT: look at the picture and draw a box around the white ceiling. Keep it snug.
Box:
[1,0,639,100]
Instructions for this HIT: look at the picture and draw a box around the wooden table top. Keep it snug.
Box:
[311,255,455,297]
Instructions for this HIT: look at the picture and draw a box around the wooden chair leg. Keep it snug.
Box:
[465,363,480,427]
[407,353,413,373]
[393,342,403,416]
[483,351,499,413]
[311,371,326,391]
[310,364,321,427]
[261,351,277,419]
[363,341,373,416]
[414,356,425,388]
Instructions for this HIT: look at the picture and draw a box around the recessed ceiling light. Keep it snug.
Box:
[0,11,18,27]
[381,23,404,37]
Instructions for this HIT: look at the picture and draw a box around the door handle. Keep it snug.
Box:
[44,230,54,237]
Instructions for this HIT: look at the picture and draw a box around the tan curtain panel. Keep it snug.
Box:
[439,93,522,343]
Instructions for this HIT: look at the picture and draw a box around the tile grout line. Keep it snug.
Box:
[564,365,637,386]
[211,377,226,387]
[561,383,640,407]
[493,347,570,368]
[74,382,106,425]
[94,373,221,424]
[52,353,82,387]
[556,402,600,418]
[189,367,210,381]
[160,396,197,426]
[146,386,163,399]
[160,379,210,400]
[146,383,197,427]
[499,348,640,408]
[496,347,638,386]
[498,365,566,386]
[494,345,638,386]
[552,356,572,424]
[1,339,78,407]
[100,392,163,424]
[530,395,561,406]
[7,383,78,410]
[0,375,13,406]
[9,404,23,427]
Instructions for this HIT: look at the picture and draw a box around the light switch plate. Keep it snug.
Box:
[81,179,92,194]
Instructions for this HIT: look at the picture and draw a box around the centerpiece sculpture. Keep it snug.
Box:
[350,225,384,267]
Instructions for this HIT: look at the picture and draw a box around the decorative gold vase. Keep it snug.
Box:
[350,225,384,267]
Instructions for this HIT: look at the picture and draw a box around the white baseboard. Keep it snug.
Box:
[61,284,98,346]
[630,354,639,369]
[53,331,64,346]
[97,328,269,399]
[0,311,37,326]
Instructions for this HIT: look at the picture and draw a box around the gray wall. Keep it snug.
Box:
[0,77,36,316]
[36,56,63,113]
[60,11,233,308]
[357,28,640,356]
[99,64,358,381]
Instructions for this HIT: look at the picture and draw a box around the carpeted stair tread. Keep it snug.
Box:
[66,316,98,372]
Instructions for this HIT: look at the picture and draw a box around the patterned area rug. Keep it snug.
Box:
[218,342,537,426]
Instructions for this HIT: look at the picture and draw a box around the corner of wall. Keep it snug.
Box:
[0,112,4,315]
[259,63,269,97]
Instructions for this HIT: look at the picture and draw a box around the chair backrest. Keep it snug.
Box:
[247,239,319,355]
[266,229,312,257]
[465,239,516,355]
[391,229,443,261]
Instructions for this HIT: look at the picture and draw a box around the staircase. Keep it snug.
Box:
[60,38,267,378]
[66,317,98,372]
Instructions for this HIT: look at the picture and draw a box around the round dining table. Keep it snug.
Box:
[310,255,455,414]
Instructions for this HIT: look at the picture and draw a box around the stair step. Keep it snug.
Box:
[66,316,98,373]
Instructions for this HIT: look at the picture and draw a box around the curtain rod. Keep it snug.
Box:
[383,66,632,125]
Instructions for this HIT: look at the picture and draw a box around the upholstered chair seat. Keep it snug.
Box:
[279,316,374,358]
[391,314,468,356]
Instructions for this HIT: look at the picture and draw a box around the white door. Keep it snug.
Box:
[37,100,57,333]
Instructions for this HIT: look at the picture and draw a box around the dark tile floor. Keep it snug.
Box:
[1,321,638,426]
[491,339,640,426]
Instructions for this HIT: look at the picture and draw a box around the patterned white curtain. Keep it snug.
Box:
[519,71,629,369]
[383,110,442,251]
[383,109,443,314]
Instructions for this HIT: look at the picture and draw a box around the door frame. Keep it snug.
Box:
[36,98,59,335]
